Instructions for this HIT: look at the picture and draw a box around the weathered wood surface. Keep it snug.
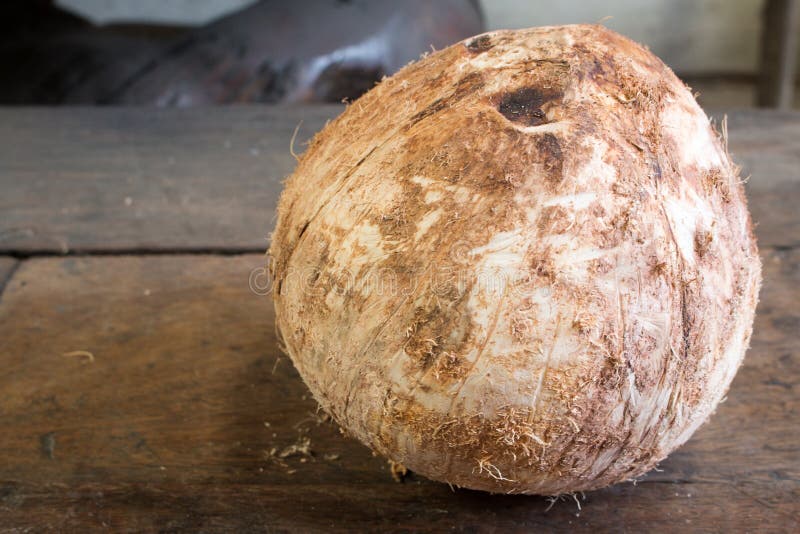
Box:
[0,107,798,531]
[733,111,800,249]
[0,107,798,253]
[0,251,797,532]
[0,106,340,254]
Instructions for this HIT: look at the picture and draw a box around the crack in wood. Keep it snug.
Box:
[0,260,19,303]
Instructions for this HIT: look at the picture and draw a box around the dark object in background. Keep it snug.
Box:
[0,0,484,105]
[757,0,798,109]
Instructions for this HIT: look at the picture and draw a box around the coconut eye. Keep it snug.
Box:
[496,86,560,126]
[465,34,493,54]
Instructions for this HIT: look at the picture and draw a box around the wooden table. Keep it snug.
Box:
[0,107,797,532]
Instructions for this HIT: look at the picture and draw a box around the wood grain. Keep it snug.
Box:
[0,106,340,254]
[0,256,17,294]
[728,111,800,249]
[0,253,796,532]
[0,107,797,254]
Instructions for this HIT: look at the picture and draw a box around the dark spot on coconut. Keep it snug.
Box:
[306,244,329,289]
[588,52,617,84]
[587,58,606,81]
[402,293,472,381]
[294,326,306,346]
[694,229,713,257]
[497,87,560,126]
[432,352,467,381]
[649,160,663,183]
[407,72,484,126]
[297,220,310,239]
[538,133,564,184]
[465,35,493,54]
[703,168,731,202]
[404,306,448,369]
[451,72,485,100]
[590,202,607,219]
[530,247,556,281]
[679,282,693,367]
[409,98,448,125]
[377,201,415,240]
[537,205,571,235]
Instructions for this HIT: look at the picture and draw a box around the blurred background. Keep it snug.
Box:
[0,0,797,109]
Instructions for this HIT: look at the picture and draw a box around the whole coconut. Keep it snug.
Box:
[269,25,761,494]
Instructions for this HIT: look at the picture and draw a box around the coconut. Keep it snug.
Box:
[268,24,761,494]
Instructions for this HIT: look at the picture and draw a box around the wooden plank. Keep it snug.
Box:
[0,106,341,254]
[0,253,796,531]
[727,110,800,248]
[0,107,798,254]
[757,0,799,109]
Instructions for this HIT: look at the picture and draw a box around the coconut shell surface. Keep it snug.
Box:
[269,25,761,494]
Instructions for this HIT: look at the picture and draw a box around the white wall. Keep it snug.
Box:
[56,0,776,74]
